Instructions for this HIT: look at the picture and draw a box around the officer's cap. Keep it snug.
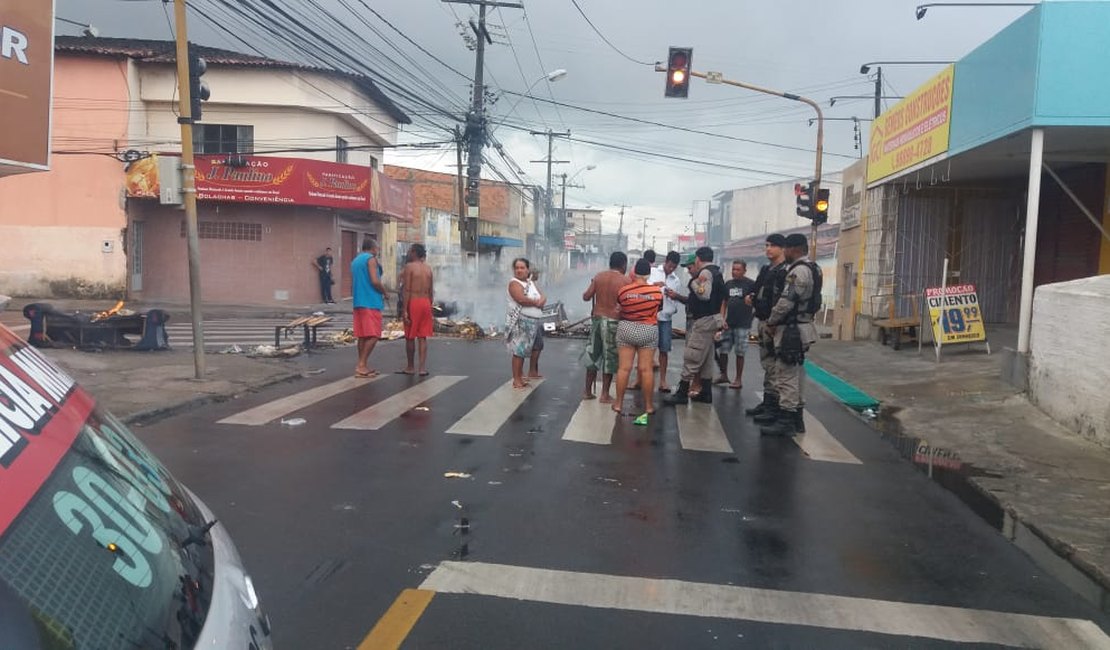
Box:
[783,234,808,248]
[765,234,787,247]
[683,252,697,266]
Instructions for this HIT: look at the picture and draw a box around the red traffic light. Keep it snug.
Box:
[664,47,692,99]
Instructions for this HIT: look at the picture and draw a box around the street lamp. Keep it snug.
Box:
[859,61,953,118]
[915,2,1036,20]
[500,69,568,122]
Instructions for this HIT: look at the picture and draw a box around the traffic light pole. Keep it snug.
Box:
[663,66,825,260]
[173,0,206,379]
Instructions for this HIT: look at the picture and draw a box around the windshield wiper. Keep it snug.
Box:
[181,520,218,549]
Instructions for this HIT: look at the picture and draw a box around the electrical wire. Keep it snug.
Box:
[568,0,655,66]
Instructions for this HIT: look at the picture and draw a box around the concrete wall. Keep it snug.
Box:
[1028,274,1110,448]
[0,55,130,296]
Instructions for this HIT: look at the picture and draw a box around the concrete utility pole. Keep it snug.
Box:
[559,172,585,236]
[873,66,883,119]
[172,0,206,379]
[455,125,465,244]
[639,217,654,251]
[616,204,629,251]
[530,129,570,245]
[443,0,523,255]
[663,66,824,260]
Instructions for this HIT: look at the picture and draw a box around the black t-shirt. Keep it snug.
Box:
[724,277,756,328]
[317,254,333,274]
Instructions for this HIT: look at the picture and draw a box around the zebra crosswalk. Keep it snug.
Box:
[217,374,863,463]
[165,317,354,349]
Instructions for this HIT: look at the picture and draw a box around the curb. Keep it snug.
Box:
[806,360,1110,615]
[120,369,306,427]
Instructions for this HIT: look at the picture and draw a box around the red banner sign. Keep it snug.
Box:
[126,154,413,222]
[194,155,371,210]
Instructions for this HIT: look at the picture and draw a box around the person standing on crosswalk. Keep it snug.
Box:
[506,258,545,389]
[760,233,821,437]
[664,247,726,406]
[582,252,628,403]
[613,258,665,423]
[745,234,789,421]
[401,243,434,376]
[351,237,386,378]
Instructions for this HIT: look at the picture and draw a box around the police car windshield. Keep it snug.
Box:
[0,338,214,649]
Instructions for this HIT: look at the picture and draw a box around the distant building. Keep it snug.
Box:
[709,173,844,245]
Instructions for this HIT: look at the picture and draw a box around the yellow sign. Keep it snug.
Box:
[867,65,955,184]
[925,284,987,345]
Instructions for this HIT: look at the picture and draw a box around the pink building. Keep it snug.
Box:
[0,37,413,306]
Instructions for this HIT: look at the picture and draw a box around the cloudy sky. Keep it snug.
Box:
[56,0,1036,244]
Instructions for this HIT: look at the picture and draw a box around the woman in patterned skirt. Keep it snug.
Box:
[613,258,664,422]
[506,258,545,389]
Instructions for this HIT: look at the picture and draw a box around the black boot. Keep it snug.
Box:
[795,408,806,434]
[690,382,712,403]
[663,380,690,406]
[760,408,801,437]
[752,406,779,425]
[745,393,777,418]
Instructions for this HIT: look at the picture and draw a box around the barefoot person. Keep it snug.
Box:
[401,243,434,376]
[506,258,545,389]
[582,251,628,403]
[351,237,386,378]
[613,259,664,424]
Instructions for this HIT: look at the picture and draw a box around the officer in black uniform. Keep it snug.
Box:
[745,233,789,422]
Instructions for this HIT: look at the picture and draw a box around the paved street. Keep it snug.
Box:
[132,337,1110,649]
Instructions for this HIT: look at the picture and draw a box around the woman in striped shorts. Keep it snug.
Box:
[613,258,665,422]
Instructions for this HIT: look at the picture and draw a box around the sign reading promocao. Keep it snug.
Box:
[925,284,987,345]
[0,0,53,175]
[867,65,955,184]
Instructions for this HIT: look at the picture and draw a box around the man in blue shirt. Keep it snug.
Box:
[351,237,386,377]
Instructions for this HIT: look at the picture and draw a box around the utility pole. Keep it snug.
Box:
[455,125,465,251]
[616,204,629,251]
[172,0,206,379]
[873,66,883,119]
[443,0,523,259]
[530,129,570,249]
[639,216,654,251]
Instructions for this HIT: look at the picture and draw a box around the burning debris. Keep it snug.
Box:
[91,300,131,322]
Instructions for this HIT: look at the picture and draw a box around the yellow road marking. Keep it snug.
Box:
[358,588,435,650]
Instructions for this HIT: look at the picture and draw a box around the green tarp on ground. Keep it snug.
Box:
[805,359,881,412]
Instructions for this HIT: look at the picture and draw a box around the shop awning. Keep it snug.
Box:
[478,235,524,248]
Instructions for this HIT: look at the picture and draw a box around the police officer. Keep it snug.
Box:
[745,233,788,422]
[664,247,726,405]
[760,233,820,436]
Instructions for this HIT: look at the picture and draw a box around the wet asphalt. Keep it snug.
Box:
[134,338,1110,649]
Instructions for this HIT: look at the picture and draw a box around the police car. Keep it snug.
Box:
[0,319,272,650]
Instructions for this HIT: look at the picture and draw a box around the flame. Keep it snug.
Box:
[91,301,125,322]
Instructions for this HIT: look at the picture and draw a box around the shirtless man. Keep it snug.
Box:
[401,243,434,376]
[582,251,629,403]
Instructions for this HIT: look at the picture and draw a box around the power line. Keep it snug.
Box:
[568,0,654,66]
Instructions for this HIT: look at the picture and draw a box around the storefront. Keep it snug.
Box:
[850,1,1110,349]
[124,153,411,306]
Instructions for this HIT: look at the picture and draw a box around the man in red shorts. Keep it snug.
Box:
[401,243,434,375]
[351,237,386,377]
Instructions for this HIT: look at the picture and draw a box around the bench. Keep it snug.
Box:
[870,293,921,351]
[274,315,333,349]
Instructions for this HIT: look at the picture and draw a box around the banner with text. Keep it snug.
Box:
[867,65,955,184]
[925,284,987,345]
[0,0,54,175]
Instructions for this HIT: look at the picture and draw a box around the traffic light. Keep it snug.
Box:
[664,47,692,98]
[795,182,813,220]
[187,43,210,122]
[814,187,830,224]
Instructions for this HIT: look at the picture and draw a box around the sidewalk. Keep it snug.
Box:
[3,296,374,320]
[807,332,1110,614]
[40,347,314,425]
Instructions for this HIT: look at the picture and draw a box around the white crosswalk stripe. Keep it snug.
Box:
[332,375,466,431]
[216,375,859,460]
[164,318,352,348]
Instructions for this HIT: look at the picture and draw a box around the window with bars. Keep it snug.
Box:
[193,124,254,155]
[180,220,263,241]
[336,136,350,164]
